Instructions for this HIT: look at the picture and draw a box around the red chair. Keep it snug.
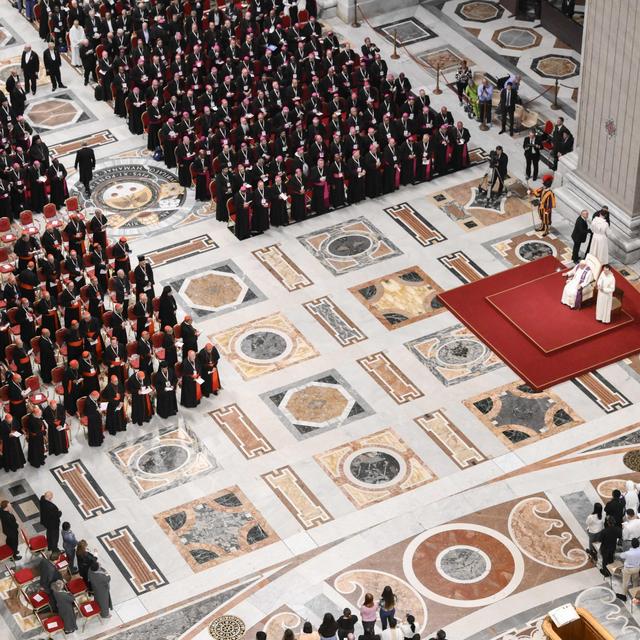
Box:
[151,331,165,360]
[19,210,38,235]
[5,343,18,370]
[127,341,139,369]
[0,246,14,280]
[25,588,51,614]
[0,544,14,562]
[20,529,47,559]
[66,575,88,600]
[77,599,102,630]
[52,366,65,401]
[0,217,16,244]
[65,196,79,213]
[7,563,36,589]
[38,613,65,637]
[43,202,63,228]
[226,197,236,224]
[26,375,46,406]
[30,336,41,366]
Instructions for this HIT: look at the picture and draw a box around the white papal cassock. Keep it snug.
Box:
[561,262,593,308]
[595,270,616,323]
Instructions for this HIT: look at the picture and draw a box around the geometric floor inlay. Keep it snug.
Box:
[406,323,503,386]
[167,260,265,320]
[213,312,319,380]
[298,217,402,276]
[350,266,445,330]
[109,420,218,499]
[154,486,278,572]
[314,429,436,509]
[261,369,374,441]
[464,381,584,449]
[375,18,437,46]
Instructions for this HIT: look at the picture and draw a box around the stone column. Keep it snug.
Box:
[556,0,640,262]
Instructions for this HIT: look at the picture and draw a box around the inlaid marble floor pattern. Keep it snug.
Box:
[0,2,638,640]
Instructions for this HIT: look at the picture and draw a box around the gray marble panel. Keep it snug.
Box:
[561,490,596,533]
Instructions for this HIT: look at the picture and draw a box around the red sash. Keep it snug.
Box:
[394,167,401,189]
[445,144,453,165]
[194,375,202,401]
[210,367,221,392]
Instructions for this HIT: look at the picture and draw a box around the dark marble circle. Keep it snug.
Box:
[439,547,488,582]
[138,445,189,474]
[327,234,373,257]
[623,450,640,472]
[437,339,485,366]
[240,331,288,360]
[517,241,554,262]
[349,451,401,485]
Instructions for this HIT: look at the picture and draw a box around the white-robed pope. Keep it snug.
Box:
[561,260,593,309]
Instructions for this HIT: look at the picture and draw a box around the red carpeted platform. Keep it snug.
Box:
[487,271,634,353]
[439,255,640,389]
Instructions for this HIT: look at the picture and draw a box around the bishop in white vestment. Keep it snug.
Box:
[595,265,616,323]
[561,261,593,309]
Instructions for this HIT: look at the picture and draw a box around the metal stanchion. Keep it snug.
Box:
[390,30,400,60]
[479,102,489,131]
[433,64,442,95]
[550,78,560,110]
[352,0,361,28]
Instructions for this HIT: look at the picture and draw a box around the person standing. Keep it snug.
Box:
[499,81,517,136]
[477,78,493,128]
[529,174,556,236]
[0,500,21,560]
[596,265,616,324]
[39,491,62,552]
[51,580,78,634]
[20,45,39,95]
[74,142,96,196]
[43,42,66,91]
[590,211,610,263]
[455,60,471,106]
[523,129,541,181]
[571,210,590,263]
[88,561,112,619]
[618,537,640,601]
[61,522,78,573]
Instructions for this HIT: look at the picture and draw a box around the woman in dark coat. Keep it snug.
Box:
[0,414,26,472]
[76,540,97,589]
[158,286,178,330]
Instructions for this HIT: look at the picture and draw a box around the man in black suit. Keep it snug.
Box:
[20,45,39,95]
[490,146,508,197]
[39,491,62,552]
[10,82,27,117]
[43,42,66,91]
[571,209,590,263]
[499,81,517,136]
[74,142,96,196]
[0,500,21,560]
[523,129,541,181]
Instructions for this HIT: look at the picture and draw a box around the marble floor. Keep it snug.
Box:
[1,2,639,640]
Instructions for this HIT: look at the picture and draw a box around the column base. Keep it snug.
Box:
[336,0,418,24]
[555,152,640,264]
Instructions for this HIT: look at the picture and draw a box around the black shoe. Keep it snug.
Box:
[498,129,505,134]
[13,554,22,560]
[59,84,67,89]
[617,593,627,601]
[525,175,530,180]
[84,80,88,86]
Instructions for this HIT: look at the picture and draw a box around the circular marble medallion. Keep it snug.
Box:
[403,524,524,607]
[345,447,406,488]
[209,615,246,640]
[71,159,194,236]
[237,329,293,363]
[326,234,373,257]
[623,450,640,472]
[436,338,486,367]
[436,545,491,584]
[136,444,190,475]
[514,240,556,262]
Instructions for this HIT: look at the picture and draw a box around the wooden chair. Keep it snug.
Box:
[76,396,88,440]
[0,246,15,281]
[76,599,102,631]
[7,561,36,589]
[0,217,16,244]
[38,613,66,637]
[19,210,38,235]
